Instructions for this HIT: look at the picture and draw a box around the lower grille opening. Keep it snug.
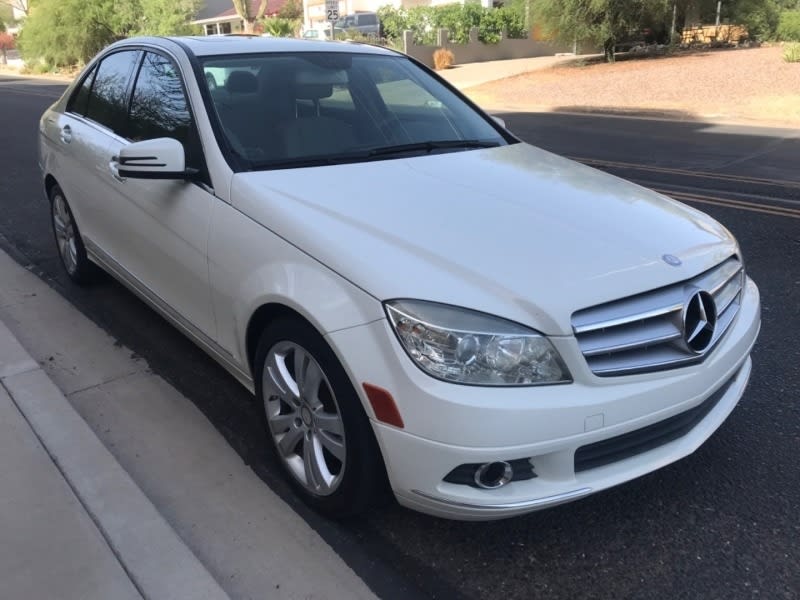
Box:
[574,371,738,473]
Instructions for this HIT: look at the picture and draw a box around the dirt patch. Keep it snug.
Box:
[465,46,800,126]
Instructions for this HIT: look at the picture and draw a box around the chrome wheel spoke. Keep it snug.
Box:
[301,358,324,409]
[303,434,331,492]
[314,411,344,437]
[277,426,304,457]
[268,412,295,435]
[317,428,345,462]
[264,348,300,406]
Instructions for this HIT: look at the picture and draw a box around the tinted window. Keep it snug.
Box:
[129,52,191,145]
[86,50,139,135]
[359,14,377,25]
[67,65,97,116]
[128,52,209,183]
[202,53,506,168]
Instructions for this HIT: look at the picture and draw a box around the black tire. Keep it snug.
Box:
[49,184,98,285]
[254,316,386,518]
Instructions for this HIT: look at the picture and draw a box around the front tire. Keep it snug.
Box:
[49,184,97,285]
[254,317,385,517]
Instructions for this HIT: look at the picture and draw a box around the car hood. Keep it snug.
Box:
[231,143,737,335]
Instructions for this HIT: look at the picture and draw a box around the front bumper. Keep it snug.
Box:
[326,278,760,520]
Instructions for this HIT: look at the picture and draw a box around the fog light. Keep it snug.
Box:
[474,461,513,489]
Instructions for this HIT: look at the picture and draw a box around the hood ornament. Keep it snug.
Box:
[662,254,682,267]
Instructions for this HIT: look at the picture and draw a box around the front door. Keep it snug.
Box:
[100,51,217,339]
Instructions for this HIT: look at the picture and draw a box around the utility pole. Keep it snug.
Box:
[715,1,722,27]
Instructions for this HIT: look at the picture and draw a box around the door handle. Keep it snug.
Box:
[60,125,72,144]
[108,158,126,183]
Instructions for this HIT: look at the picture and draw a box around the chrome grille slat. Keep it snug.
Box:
[714,272,743,316]
[581,320,682,356]
[573,257,743,377]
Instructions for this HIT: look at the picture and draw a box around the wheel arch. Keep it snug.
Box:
[44,174,59,199]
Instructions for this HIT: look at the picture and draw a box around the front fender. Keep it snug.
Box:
[208,200,383,373]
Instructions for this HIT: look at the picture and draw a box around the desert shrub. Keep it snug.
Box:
[433,47,454,69]
[262,17,299,37]
[784,42,800,61]
[777,11,800,41]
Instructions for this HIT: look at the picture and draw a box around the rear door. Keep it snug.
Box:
[54,50,140,249]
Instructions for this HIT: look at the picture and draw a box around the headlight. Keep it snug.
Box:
[385,300,571,386]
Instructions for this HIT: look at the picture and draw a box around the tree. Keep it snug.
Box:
[533,0,672,62]
[231,0,269,33]
[277,0,302,20]
[18,0,198,68]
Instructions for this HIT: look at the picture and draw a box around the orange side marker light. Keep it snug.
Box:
[362,383,404,429]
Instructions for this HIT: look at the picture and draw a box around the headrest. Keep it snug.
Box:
[226,71,258,94]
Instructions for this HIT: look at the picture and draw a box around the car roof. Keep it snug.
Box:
[112,36,398,59]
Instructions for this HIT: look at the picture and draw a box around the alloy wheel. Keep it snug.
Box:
[52,193,78,275]
[262,341,347,496]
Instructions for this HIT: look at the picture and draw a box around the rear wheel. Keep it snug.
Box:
[49,184,97,284]
[254,317,385,517]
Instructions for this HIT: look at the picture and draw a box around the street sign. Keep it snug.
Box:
[325,0,339,23]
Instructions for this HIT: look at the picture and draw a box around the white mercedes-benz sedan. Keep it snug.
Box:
[39,36,760,520]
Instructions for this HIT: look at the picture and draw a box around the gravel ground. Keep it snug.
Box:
[466,46,800,126]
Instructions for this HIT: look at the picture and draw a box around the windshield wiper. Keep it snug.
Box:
[249,140,501,171]
[367,139,501,158]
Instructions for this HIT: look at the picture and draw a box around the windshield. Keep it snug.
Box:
[199,52,509,170]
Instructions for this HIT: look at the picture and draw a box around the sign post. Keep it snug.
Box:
[326,0,338,39]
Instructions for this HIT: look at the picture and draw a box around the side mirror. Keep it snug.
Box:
[491,115,506,129]
[116,138,196,180]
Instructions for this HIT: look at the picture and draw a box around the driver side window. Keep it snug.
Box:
[127,52,210,185]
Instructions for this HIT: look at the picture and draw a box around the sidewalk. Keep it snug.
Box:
[0,299,230,599]
[436,54,578,90]
[0,246,377,600]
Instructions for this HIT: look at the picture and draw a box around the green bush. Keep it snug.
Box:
[784,42,800,61]
[376,3,526,47]
[262,17,299,37]
[19,0,199,69]
[777,11,800,41]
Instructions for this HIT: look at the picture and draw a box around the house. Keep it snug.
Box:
[192,0,290,35]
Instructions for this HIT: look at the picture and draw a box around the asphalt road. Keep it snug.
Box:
[1,74,798,600]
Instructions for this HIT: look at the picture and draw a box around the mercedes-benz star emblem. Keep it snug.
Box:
[662,254,682,267]
[683,291,717,353]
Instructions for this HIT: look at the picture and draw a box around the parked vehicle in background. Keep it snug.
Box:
[334,12,380,37]
[38,36,760,522]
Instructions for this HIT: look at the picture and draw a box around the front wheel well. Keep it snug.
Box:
[44,174,59,199]
[245,303,314,377]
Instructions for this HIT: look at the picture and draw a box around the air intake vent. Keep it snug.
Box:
[574,370,737,472]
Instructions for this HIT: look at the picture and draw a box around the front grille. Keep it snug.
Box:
[574,371,737,473]
[572,256,744,376]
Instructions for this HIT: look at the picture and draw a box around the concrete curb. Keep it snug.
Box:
[0,319,231,600]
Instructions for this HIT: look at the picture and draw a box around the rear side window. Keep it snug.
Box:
[85,50,139,135]
[359,14,377,25]
[67,65,97,116]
